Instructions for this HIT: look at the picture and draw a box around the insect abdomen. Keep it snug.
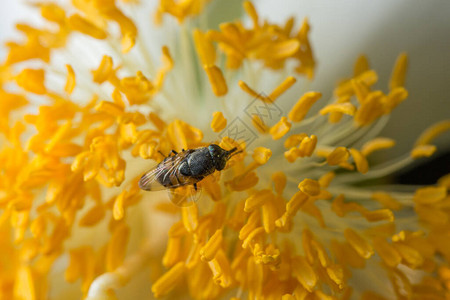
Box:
[186,147,215,177]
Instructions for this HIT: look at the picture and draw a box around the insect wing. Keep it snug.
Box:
[168,184,202,207]
[138,164,167,191]
[138,151,191,191]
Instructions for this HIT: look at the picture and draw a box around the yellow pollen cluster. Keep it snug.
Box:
[0,1,449,300]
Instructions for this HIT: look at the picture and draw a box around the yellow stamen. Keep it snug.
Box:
[326,147,349,166]
[270,117,291,140]
[64,64,76,94]
[292,256,317,292]
[413,186,446,204]
[238,80,267,102]
[319,102,356,117]
[204,65,228,96]
[152,262,186,298]
[268,76,297,102]
[349,148,369,174]
[361,138,395,156]
[200,229,223,262]
[372,192,402,211]
[14,266,36,300]
[251,114,269,133]
[262,197,278,233]
[210,112,227,133]
[16,68,47,94]
[353,55,370,76]
[92,55,114,84]
[344,228,374,259]
[354,91,384,126]
[298,178,321,196]
[389,52,408,90]
[415,120,450,146]
[284,133,307,148]
[334,70,378,98]
[242,227,265,249]
[193,29,216,66]
[288,91,322,122]
[79,205,105,226]
[373,237,401,267]
[243,1,259,28]
[244,189,273,213]
[252,147,272,164]
[68,14,107,39]
[226,171,258,191]
[272,172,287,195]
[318,172,335,188]
[393,243,423,268]
[410,144,437,159]
[163,237,182,267]
[181,204,199,233]
[208,250,233,288]
[298,135,317,157]
[328,95,351,123]
[106,223,130,272]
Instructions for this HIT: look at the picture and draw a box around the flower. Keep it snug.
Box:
[1,1,450,300]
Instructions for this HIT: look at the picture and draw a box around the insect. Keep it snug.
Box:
[138,144,240,206]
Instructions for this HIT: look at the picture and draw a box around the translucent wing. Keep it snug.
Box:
[138,150,193,191]
[168,184,202,207]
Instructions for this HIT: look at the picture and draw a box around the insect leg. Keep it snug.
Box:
[171,150,178,156]
[194,183,197,191]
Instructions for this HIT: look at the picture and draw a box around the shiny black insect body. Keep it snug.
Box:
[138,144,239,193]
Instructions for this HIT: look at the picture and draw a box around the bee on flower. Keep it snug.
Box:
[0,0,449,300]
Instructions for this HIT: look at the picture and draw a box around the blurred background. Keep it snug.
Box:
[1,0,449,183]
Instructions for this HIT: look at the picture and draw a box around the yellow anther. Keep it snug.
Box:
[204,65,228,96]
[95,101,124,117]
[349,148,369,174]
[239,211,260,241]
[64,64,76,94]
[373,238,401,267]
[318,171,335,188]
[320,102,356,116]
[105,223,130,271]
[208,250,233,288]
[262,197,278,233]
[298,135,317,157]
[226,171,258,191]
[335,70,378,98]
[389,52,408,90]
[268,76,297,102]
[326,147,349,166]
[292,256,317,292]
[328,95,351,123]
[344,228,374,259]
[413,186,446,204]
[354,91,385,126]
[181,204,198,233]
[269,116,291,140]
[361,138,395,156]
[284,147,301,163]
[284,133,307,148]
[351,78,371,103]
[371,192,402,211]
[272,172,287,195]
[193,29,216,66]
[92,55,114,84]
[353,55,370,76]
[16,68,47,94]
[244,189,273,213]
[298,178,321,196]
[252,147,272,164]
[251,114,269,133]
[200,229,223,262]
[243,1,259,27]
[288,91,322,122]
[211,111,227,132]
[410,144,437,159]
[162,237,182,267]
[415,120,450,146]
[384,87,408,112]
[242,227,265,249]
[393,242,423,268]
[152,262,186,298]
[238,80,267,102]
[68,14,108,39]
